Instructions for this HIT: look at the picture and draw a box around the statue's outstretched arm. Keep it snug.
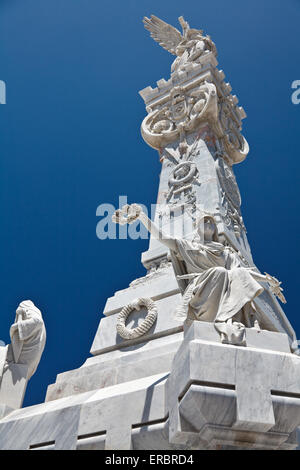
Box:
[139,210,177,251]
[112,204,177,251]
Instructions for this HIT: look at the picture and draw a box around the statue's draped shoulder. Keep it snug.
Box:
[173,237,229,272]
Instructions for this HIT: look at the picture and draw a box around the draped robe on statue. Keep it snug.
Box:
[5,301,46,380]
[171,236,264,329]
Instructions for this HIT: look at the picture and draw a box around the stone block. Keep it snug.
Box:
[103,266,180,316]
[166,322,300,449]
[0,363,28,410]
[46,332,183,401]
[91,293,183,355]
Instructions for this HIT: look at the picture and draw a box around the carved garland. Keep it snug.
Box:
[116,297,158,340]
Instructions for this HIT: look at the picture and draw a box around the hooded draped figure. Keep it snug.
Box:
[170,215,265,342]
[112,204,287,345]
[5,300,46,379]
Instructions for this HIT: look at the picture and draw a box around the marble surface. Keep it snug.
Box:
[0,300,45,415]
[1,323,299,450]
[0,363,28,410]
[0,373,169,450]
[46,332,183,401]
[103,264,180,316]
[91,292,183,355]
[166,322,300,449]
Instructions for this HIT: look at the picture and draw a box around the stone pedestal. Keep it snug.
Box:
[0,345,28,418]
[0,363,28,410]
[0,315,299,449]
[167,322,300,450]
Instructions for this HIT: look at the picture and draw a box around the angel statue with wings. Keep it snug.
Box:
[143,15,217,73]
[113,204,286,345]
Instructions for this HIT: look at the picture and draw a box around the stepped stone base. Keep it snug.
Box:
[0,320,299,450]
[167,322,300,450]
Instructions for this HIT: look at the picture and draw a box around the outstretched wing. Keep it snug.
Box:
[143,15,182,55]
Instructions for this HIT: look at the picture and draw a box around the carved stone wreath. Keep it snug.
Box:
[116,297,158,340]
[168,162,197,186]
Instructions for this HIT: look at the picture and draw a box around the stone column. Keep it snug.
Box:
[139,52,251,269]
[139,27,297,348]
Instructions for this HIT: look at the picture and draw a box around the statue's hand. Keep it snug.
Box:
[264,272,287,304]
[112,204,142,225]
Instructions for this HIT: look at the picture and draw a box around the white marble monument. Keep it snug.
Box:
[0,16,299,450]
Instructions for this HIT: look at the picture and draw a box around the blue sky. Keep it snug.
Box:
[0,0,299,407]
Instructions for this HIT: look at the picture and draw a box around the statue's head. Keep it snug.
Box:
[16,300,42,321]
[196,215,219,243]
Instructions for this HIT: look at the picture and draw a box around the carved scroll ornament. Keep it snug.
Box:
[217,99,249,163]
[141,82,218,150]
[141,81,249,163]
